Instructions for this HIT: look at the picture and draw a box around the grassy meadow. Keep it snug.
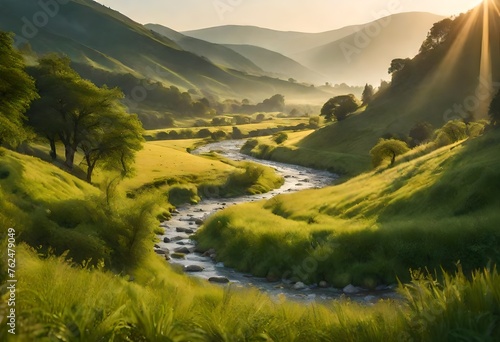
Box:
[196,128,500,287]
[1,104,499,342]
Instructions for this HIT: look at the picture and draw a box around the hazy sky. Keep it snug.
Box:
[96,0,483,32]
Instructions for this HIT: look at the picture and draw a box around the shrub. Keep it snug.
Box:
[273,132,288,144]
[196,129,212,138]
[167,184,200,206]
[370,139,410,167]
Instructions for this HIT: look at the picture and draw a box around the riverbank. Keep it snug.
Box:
[195,129,500,288]
[156,140,402,303]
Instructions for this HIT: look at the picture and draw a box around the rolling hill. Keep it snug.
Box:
[184,13,444,85]
[223,44,324,83]
[0,0,330,104]
[183,24,362,56]
[248,1,500,176]
[145,24,265,76]
[294,12,445,84]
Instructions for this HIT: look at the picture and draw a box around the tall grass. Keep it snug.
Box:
[1,247,498,341]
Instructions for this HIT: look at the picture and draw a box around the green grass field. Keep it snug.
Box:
[1,129,499,340]
[196,128,500,287]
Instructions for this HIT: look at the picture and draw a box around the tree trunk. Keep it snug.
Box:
[390,151,396,166]
[64,144,76,170]
[49,137,57,161]
[86,164,95,183]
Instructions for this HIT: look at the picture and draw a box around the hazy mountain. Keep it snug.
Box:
[224,44,324,83]
[183,24,362,56]
[0,0,329,103]
[292,2,500,172]
[145,24,265,75]
[294,12,445,85]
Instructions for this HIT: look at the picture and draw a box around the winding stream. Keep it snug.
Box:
[156,140,399,304]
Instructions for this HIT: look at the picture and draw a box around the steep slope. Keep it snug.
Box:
[145,24,265,76]
[294,12,445,84]
[224,44,324,83]
[256,2,500,175]
[0,0,329,102]
[183,24,362,56]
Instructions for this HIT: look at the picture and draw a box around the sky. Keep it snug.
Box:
[96,0,483,33]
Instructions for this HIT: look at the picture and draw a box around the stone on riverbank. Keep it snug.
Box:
[184,265,204,272]
[174,247,191,254]
[209,276,230,284]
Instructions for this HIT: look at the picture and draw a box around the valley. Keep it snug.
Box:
[1,0,500,341]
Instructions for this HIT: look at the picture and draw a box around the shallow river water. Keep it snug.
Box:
[156,140,399,304]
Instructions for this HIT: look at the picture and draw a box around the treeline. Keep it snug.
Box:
[74,63,289,129]
[0,32,143,183]
[73,63,213,129]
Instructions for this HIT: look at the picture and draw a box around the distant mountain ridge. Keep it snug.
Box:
[184,12,445,84]
[222,44,324,83]
[0,0,330,103]
[183,24,362,56]
[145,24,265,76]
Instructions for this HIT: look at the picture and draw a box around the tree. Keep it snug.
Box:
[361,84,375,106]
[370,139,410,167]
[0,32,38,147]
[490,89,500,126]
[257,94,285,112]
[28,55,132,170]
[27,55,144,181]
[80,113,143,183]
[419,18,454,53]
[409,121,434,147]
[320,94,360,122]
[388,58,411,75]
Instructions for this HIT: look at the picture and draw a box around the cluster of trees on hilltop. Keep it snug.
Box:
[215,94,286,115]
[0,32,144,183]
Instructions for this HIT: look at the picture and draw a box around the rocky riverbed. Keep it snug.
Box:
[155,140,401,304]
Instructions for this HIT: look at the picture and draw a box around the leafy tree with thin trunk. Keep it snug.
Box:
[27,55,144,181]
[320,94,359,122]
[370,139,410,167]
[80,112,143,183]
[0,32,38,147]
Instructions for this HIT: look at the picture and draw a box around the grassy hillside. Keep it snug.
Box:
[2,145,499,340]
[145,24,265,76]
[251,2,500,176]
[294,12,444,85]
[0,0,330,102]
[196,128,500,287]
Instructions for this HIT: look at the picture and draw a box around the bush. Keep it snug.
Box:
[196,129,212,138]
[309,116,320,128]
[167,184,200,206]
[211,130,227,141]
[370,139,410,167]
[273,132,288,144]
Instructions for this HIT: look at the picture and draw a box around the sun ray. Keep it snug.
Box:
[477,0,493,117]
[406,7,480,111]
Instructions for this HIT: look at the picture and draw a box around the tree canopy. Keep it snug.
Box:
[419,18,454,54]
[370,139,410,167]
[361,84,375,106]
[0,32,38,147]
[490,89,500,126]
[27,55,144,182]
[320,94,359,122]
